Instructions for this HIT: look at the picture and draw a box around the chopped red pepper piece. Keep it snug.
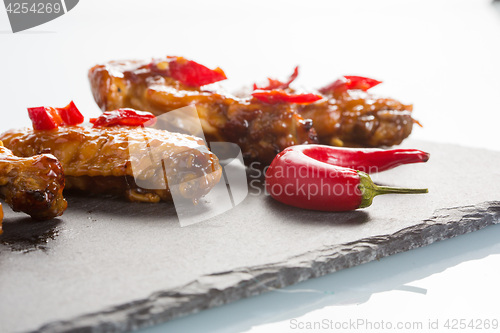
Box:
[28,101,85,130]
[253,66,299,90]
[319,75,382,95]
[151,56,227,87]
[90,109,157,128]
[252,89,323,105]
[27,106,63,130]
[56,101,84,126]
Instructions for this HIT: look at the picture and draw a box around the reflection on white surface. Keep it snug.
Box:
[142,223,500,333]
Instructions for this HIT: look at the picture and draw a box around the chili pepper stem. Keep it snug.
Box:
[374,185,429,195]
[358,171,428,209]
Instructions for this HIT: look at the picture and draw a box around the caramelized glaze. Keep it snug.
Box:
[0,141,67,220]
[89,58,415,164]
[0,126,221,203]
[89,60,318,165]
[298,89,414,147]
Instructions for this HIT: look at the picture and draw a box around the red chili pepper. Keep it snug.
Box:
[265,146,428,211]
[252,89,323,105]
[253,66,299,90]
[319,76,382,95]
[151,56,227,87]
[291,145,430,173]
[27,106,63,130]
[90,109,157,128]
[56,101,84,126]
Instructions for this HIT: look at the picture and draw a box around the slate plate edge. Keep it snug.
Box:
[34,201,500,333]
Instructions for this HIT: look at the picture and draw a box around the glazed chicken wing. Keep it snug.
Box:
[297,89,414,148]
[0,126,222,203]
[0,141,67,221]
[89,58,416,165]
[89,59,318,165]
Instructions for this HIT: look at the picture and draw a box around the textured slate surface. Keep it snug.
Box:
[1,140,500,333]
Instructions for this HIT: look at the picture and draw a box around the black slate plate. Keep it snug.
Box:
[1,140,499,333]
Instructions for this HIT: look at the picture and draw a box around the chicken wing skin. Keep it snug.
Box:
[0,126,222,203]
[89,60,318,165]
[0,141,67,221]
[297,89,414,148]
[89,58,416,165]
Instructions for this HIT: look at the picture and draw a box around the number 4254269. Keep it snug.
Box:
[5,2,62,14]
[444,319,498,330]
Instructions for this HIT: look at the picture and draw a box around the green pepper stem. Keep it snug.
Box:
[374,185,428,195]
[358,171,428,209]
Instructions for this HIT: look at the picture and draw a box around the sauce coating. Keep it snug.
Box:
[89,58,416,164]
[0,126,222,203]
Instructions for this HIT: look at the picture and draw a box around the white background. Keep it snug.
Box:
[1,0,500,332]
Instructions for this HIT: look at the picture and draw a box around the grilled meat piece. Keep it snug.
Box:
[89,60,318,165]
[0,141,67,220]
[0,126,222,203]
[89,58,416,164]
[297,89,414,147]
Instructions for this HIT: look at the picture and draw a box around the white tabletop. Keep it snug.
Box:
[1,0,499,332]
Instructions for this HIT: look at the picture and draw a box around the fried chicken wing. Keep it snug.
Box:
[0,126,222,203]
[297,90,414,147]
[89,58,416,164]
[89,59,318,165]
[0,141,67,220]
